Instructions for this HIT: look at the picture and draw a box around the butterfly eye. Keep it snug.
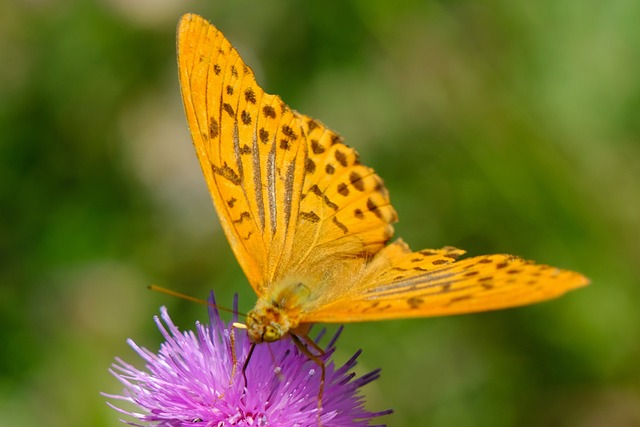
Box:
[264,324,282,342]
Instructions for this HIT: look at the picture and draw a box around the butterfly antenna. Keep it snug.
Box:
[148,284,246,317]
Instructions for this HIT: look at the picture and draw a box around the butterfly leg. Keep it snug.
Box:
[241,342,257,393]
[290,334,326,426]
[300,333,327,357]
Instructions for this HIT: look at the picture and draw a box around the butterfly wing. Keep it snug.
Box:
[177,14,397,295]
[178,13,587,320]
[302,239,589,322]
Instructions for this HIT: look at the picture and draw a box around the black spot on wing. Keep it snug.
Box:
[334,150,348,167]
[332,217,348,234]
[233,211,251,224]
[349,171,365,191]
[241,110,251,125]
[263,105,276,119]
[311,139,325,154]
[209,117,219,139]
[299,211,320,223]
[259,128,269,143]
[244,88,256,104]
[305,158,316,174]
[222,103,235,117]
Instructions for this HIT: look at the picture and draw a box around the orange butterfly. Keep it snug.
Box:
[176,13,588,348]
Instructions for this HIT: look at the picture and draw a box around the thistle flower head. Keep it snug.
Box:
[105,294,391,426]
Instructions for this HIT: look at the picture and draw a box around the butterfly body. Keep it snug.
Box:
[177,13,588,344]
[246,257,370,342]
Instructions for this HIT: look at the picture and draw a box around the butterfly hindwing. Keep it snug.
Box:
[303,240,588,322]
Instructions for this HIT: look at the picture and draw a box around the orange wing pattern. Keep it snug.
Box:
[177,14,397,295]
[303,240,588,322]
[177,13,588,326]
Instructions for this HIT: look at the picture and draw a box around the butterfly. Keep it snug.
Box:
[176,13,588,349]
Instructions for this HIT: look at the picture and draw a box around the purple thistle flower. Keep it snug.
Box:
[105,294,391,426]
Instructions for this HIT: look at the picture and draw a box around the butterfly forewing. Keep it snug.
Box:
[177,14,398,295]
[178,17,269,290]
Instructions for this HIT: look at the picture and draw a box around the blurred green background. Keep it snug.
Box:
[2,0,639,426]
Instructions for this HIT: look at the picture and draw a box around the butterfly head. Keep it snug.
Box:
[246,300,294,343]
